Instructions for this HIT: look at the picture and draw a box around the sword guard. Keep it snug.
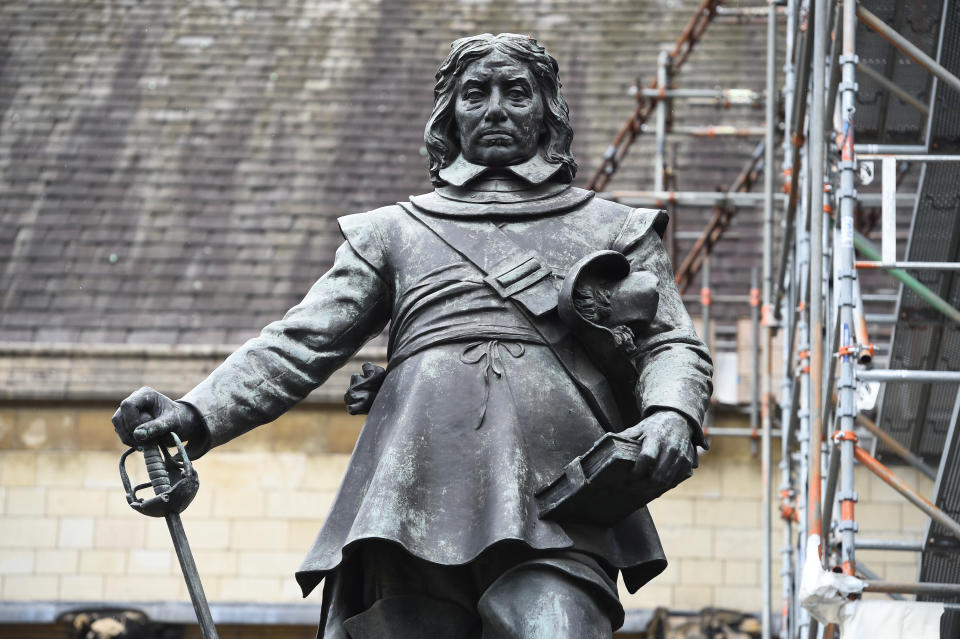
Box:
[120,432,199,518]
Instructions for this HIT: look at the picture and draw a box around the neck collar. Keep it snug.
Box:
[407,187,595,219]
[438,154,565,187]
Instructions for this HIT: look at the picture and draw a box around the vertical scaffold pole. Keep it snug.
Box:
[752,268,761,453]
[780,0,798,629]
[702,252,714,434]
[761,0,777,633]
[782,0,797,177]
[778,248,798,639]
[702,252,712,352]
[808,0,828,569]
[779,297,795,639]
[655,51,671,193]
[835,0,859,577]
[795,139,812,639]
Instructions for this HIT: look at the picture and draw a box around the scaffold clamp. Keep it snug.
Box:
[837,343,874,360]
[837,520,860,533]
[832,429,859,444]
[837,490,859,503]
[837,344,856,358]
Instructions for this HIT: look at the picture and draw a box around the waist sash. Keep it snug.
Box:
[399,201,627,432]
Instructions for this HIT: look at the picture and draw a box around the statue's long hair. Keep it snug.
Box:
[424,33,577,186]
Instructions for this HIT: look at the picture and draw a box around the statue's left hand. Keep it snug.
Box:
[618,410,698,491]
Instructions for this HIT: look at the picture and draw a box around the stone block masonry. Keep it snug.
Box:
[0,406,931,617]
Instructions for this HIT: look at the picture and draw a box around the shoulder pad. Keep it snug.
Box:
[610,208,669,254]
[337,205,402,273]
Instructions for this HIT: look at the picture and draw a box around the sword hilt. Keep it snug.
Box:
[142,444,172,496]
[120,431,198,518]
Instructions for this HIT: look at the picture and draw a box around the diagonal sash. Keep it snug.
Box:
[398,202,559,317]
[399,201,629,432]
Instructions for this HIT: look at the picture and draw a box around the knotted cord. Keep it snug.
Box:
[459,340,526,429]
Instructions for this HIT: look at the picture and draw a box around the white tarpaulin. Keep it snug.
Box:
[838,600,943,638]
[798,535,864,623]
[798,535,944,638]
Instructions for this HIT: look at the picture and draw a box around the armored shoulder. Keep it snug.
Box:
[610,206,669,254]
[337,205,407,277]
[566,196,666,254]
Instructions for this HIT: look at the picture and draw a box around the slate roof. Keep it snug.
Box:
[1,0,780,398]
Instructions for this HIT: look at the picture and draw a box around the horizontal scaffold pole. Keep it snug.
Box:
[858,370,960,383]
[863,580,960,597]
[856,261,960,271]
[853,232,960,326]
[702,427,783,438]
[851,538,923,552]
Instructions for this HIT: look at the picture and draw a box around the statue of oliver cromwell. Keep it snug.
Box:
[113,33,713,639]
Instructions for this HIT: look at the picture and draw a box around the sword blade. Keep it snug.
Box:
[166,512,219,639]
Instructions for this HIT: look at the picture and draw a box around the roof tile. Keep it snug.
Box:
[2,0,772,348]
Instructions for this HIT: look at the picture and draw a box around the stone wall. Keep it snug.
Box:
[0,404,931,615]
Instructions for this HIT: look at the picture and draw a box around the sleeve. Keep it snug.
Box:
[613,207,713,448]
[178,223,392,457]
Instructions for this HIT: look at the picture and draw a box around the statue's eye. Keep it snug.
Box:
[507,87,529,100]
[464,89,485,101]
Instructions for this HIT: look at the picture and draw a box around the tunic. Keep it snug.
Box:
[179,169,713,601]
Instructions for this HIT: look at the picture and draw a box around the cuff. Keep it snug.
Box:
[642,404,709,450]
[175,399,213,459]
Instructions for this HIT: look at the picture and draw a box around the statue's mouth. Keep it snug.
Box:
[478,131,514,146]
[478,130,513,140]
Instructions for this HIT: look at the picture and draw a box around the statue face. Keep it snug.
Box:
[454,51,545,167]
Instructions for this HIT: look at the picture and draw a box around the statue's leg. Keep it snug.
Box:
[323,541,481,639]
[476,555,622,639]
[342,594,478,638]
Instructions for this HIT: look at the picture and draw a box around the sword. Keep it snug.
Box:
[120,431,219,639]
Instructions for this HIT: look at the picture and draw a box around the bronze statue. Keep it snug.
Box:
[113,33,712,639]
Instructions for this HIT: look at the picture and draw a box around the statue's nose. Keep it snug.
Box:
[484,92,508,122]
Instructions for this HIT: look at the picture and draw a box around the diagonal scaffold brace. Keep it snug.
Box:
[119,432,219,639]
[586,0,724,192]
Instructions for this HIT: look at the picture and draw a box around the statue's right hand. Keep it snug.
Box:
[112,386,201,447]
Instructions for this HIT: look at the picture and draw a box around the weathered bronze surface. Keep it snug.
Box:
[113,33,713,638]
[120,434,218,638]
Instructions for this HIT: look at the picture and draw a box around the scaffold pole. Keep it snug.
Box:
[761,0,777,632]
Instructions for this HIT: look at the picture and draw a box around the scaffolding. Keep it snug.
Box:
[773,0,960,635]
[590,0,960,635]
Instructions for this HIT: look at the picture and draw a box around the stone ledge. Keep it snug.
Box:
[0,600,323,626]
[0,343,387,404]
[0,600,676,632]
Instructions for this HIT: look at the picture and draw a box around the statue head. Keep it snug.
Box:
[424,33,577,186]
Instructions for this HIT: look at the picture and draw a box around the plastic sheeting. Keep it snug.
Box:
[838,600,943,638]
[798,535,864,623]
[798,535,944,637]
